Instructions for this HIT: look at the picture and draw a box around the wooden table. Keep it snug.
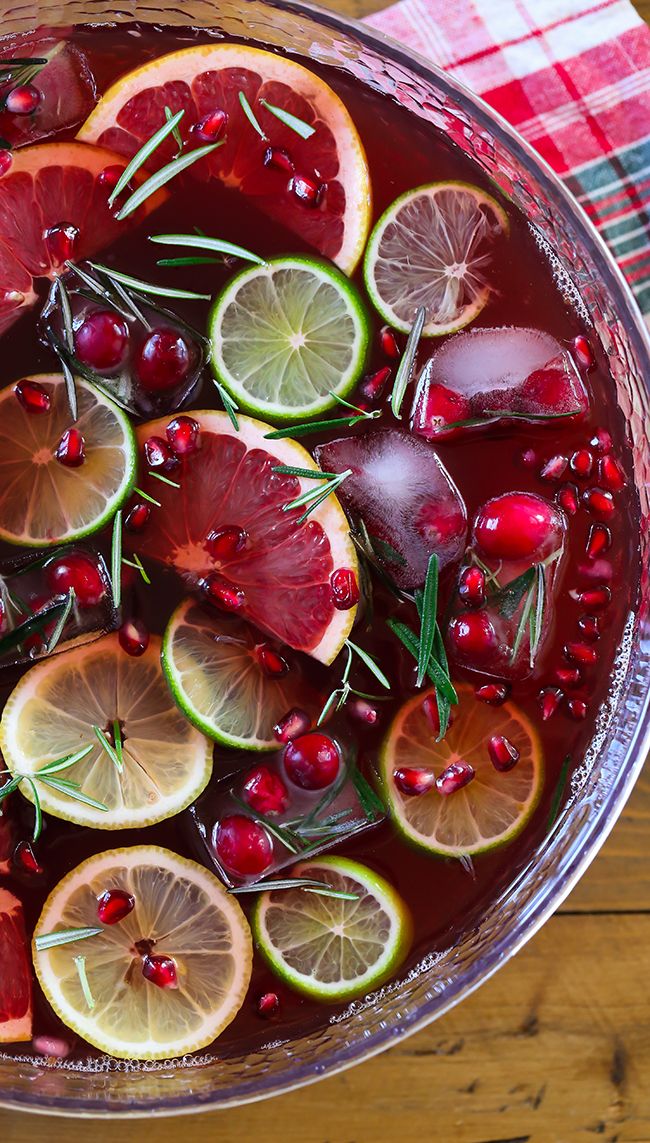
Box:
[4,2,650,1139]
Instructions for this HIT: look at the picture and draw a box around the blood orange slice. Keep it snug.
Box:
[129,411,358,663]
[0,141,164,337]
[77,44,371,273]
[0,888,32,1042]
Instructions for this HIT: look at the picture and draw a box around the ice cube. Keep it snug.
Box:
[412,326,589,440]
[446,492,567,680]
[315,429,467,590]
[0,38,97,148]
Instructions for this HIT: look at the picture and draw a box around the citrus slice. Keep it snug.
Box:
[380,685,543,856]
[0,141,164,338]
[77,43,371,274]
[253,856,411,1001]
[0,373,136,547]
[162,598,321,751]
[0,633,212,829]
[208,256,370,423]
[0,888,32,1042]
[364,181,509,336]
[33,846,252,1060]
[129,411,358,664]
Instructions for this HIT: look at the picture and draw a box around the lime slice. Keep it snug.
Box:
[0,633,212,829]
[0,373,136,547]
[380,685,543,857]
[364,181,509,336]
[253,856,411,1001]
[208,256,370,423]
[33,845,252,1060]
[163,598,320,751]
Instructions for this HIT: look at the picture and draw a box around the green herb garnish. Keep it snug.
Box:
[164,105,184,155]
[231,878,358,901]
[74,955,96,1010]
[390,306,425,419]
[88,262,210,302]
[415,554,439,688]
[438,408,583,432]
[108,109,185,205]
[112,719,123,769]
[148,470,181,489]
[238,91,267,139]
[122,553,151,585]
[111,509,122,610]
[345,638,391,690]
[272,464,337,480]
[264,407,381,440]
[55,276,78,420]
[547,754,572,830]
[283,469,352,524]
[150,232,265,266]
[351,767,385,820]
[36,745,94,776]
[133,486,161,508]
[259,98,315,139]
[46,589,75,655]
[212,377,239,431]
[0,596,72,660]
[35,927,103,952]
[93,725,123,773]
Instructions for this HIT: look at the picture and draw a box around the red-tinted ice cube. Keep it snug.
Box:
[0,38,96,148]
[315,429,467,590]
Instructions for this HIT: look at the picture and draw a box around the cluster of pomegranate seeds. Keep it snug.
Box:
[5,83,41,115]
[75,310,129,371]
[273,707,311,743]
[166,415,200,456]
[125,502,151,533]
[488,735,520,772]
[283,733,340,790]
[135,328,191,392]
[436,760,475,796]
[393,767,435,797]
[118,617,150,657]
[46,554,106,608]
[257,992,280,1018]
[330,567,359,610]
[193,108,227,142]
[202,572,245,612]
[54,428,85,468]
[255,644,289,678]
[205,525,247,562]
[142,954,178,989]
[242,765,288,815]
[97,888,135,925]
[215,814,273,876]
[15,378,50,414]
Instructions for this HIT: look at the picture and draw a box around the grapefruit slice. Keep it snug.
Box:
[0,888,32,1042]
[77,43,371,273]
[0,141,164,338]
[129,411,358,664]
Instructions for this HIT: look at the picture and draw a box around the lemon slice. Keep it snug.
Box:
[0,373,136,547]
[0,633,212,829]
[33,846,252,1060]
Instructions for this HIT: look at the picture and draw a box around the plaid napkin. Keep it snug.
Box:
[366,0,650,321]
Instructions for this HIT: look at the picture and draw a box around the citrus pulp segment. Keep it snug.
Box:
[130,411,359,664]
[0,634,212,829]
[0,374,137,547]
[33,846,252,1059]
[253,855,412,1001]
[0,889,32,1042]
[363,181,509,336]
[208,256,370,423]
[380,685,543,856]
[77,43,371,273]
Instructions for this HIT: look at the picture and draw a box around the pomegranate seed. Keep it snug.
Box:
[555,666,581,688]
[142,954,178,989]
[143,435,179,472]
[0,149,12,176]
[273,707,311,743]
[118,618,150,657]
[75,310,129,372]
[586,523,611,560]
[380,326,400,358]
[54,428,85,468]
[518,447,538,469]
[13,840,43,875]
[447,610,498,663]
[564,641,598,666]
[15,378,50,414]
[567,697,588,720]
[6,83,41,114]
[44,222,78,266]
[488,735,519,772]
[283,733,340,791]
[394,767,435,796]
[205,525,247,562]
[257,992,280,1017]
[583,487,615,520]
[193,108,227,141]
[577,614,600,641]
[46,554,106,607]
[577,585,611,612]
[436,760,475,796]
[330,568,359,610]
[589,428,612,455]
[32,1036,71,1059]
[243,765,289,815]
[215,814,273,876]
[98,163,126,191]
[125,502,151,533]
[598,455,626,492]
[539,687,562,720]
[166,415,200,456]
[458,565,486,609]
[474,493,562,560]
[475,683,509,705]
[360,366,391,403]
[570,449,594,479]
[97,888,135,925]
[572,334,594,370]
[555,483,579,515]
[135,328,191,392]
[263,146,294,174]
[256,644,289,678]
[202,573,245,612]
[348,698,379,725]
[539,455,568,482]
[291,173,324,207]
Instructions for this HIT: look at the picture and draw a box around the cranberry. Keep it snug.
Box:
[143,435,179,472]
[555,483,579,515]
[256,644,289,677]
[586,523,611,560]
[54,428,85,468]
[97,888,135,925]
[291,173,324,207]
[46,554,106,607]
[193,108,227,142]
[569,449,594,479]
[488,735,519,772]
[436,760,475,796]
[13,840,43,876]
[98,163,126,191]
[577,585,611,612]
[263,146,294,174]
[475,682,509,705]
[202,573,245,612]
[566,697,588,720]
[360,366,391,404]
[205,526,247,562]
[458,565,486,609]
[447,611,498,663]
[394,767,435,796]
[572,334,594,370]
[598,455,626,492]
[118,618,150,657]
[15,378,50,414]
[420,382,471,431]
[589,428,612,455]
[539,687,562,720]
[5,83,40,114]
[564,641,598,666]
[135,328,191,392]
[142,954,178,989]
[166,415,200,456]
[44,222,78,266]
[283,732,340,790]
[583,487,615,520]
[257,991,280,1017]
[330,568,359,610]
[125,502,151,533]
[379,326,400,358]
[273,708,311,743]
[215,814,273,876]
[347,698,379,725]
[242,766,288,815]
[555,666,581,689]
[539,455,568,482]
[577,614,600,641]
[75,310,129,372]
[473,493,561,560]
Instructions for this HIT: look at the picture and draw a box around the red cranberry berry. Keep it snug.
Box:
[283,732,340,790]
[488,735,519,772]
[347,698,379,725]
[573,334,594,370]
[46,554,106,607]
[193,109,227,141]
[330,568,359,610]
[202,573,245,612]
[125,502,151,533]
[142,954,178,989]
[583,487,615,520]
[458,565,486,609]
[570,449,594,479]
[263,146,294,174]
[205,526,247,562]
[555,483,579,515]
[577,585,611,612]
[97,888,135,925]
[257,992,280,1017]
[75,310,129,372]
[598,455,626,492]
[215,814,273,876]
[118,618,150,657]
[291,173,324,207]
[379,326,400,358]
[564,641,598,666]
[44,222,78,266]
[5,83,41,114]
[54,428,85,468]
[539,687,562,720]
[166,415,200,457]
[15,378,50,414]
[394,767,435,796]
[135,328,191,392]
[242,766,288,815]
[589,428,612,455]
[566,697,588,720]
[447,611,498,663]
[13,840,43,876]
[143,435,179,472]
[555,666,581,689]
[473,493,561,561]
[256,644,289,678]
[273,707,311,743]
[360,366,391,404]
[577,614,600,641]
[436,760,475,796]
[539,455,568,483]
[586,523,611,560]
[475,683,509,705]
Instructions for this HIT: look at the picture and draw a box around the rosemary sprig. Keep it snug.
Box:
[25,778,42,840]
[212,377,239,431]
[113,719,123,769]
[157,256,222,268]
[148,470,181,489]
[345,638,390,690]
[0,750,107,837]
[108,109,185,206]
[74,955,96,1009]
[35,927,103,952]
[439,407,583,432]
[283,469,352,524]
[55,276,78,420]
[0,596,72,659]
[264,407,381,440]
[122,552,151,585]
[415,554,439,688]
[37,776,108,812]
[272,464,337,480]
[164,105,184,155]
[93,725,123,773]
[150,233,265,266]
[231,878,358,901]
[36,745,94,776]
[111,509,122,610]
[547,754,572,830]
[231,795,302,853]
[88,262,210,302]
[259,99,315,139]
[352,768,385,820]
[238,91,267,139]
[133,486,161,508]
[390,306,425,419]
[529,563,545,667]
[46,589,75,654]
